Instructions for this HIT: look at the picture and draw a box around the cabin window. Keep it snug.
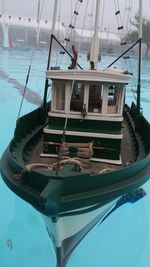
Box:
[55,83,65,111]
[107,85,119,114]
[88,84,103,113]
[70,82,84,112]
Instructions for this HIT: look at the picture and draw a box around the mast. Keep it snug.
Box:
[89,0,101,70]
[37,0,40,20]
[43,0,59,106]
[137,0,142,116]
[51,0,58,35]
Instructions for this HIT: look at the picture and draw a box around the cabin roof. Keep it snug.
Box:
[46,68,132,84]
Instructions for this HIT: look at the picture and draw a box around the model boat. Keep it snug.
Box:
[1,1,150,266]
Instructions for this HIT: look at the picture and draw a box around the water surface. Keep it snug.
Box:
[0,47,150,267]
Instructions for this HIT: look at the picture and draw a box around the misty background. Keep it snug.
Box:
[1,0,150,31]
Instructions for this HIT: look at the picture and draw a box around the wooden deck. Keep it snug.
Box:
[30,119,135,174]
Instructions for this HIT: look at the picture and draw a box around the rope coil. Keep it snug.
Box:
[25,157,82,171]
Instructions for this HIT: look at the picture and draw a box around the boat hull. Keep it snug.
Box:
[1,104,150,266]
[43,200,116,267]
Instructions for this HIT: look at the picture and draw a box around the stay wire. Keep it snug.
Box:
[114,0,136,96]
[113,0,127,70]
[78,0,90,56]
[17,0,45,119]
[113,0,137,99]
[55,0,80,66]
[58,0,84,66]
[99,0,105,54]
[114,0,135,73]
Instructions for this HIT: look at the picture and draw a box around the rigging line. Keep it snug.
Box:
[56,69,77,175]
[114,0,120,29]
[118,2,133,75]
[57,0,62,39]
[54,0,62,66]
[107,38,140,68]
[17,65,31,119]
[123,0,126,28]
[114,0,135,75]
[122,1,131,65]
[114,0,124,36]
[113,0,124,43]
[78,0,90,55]
[36,0,45,47]
[116,0,124,33]
[17,0,45,119]
[57,1,79,65]
[89,0,94,39]
[52,34,83,69]
[28,0,45,62]
[99,0,105,54]
[71,0,73,22]
[65,1,80,38]
[59,1,84,66]
[123,0,129,32]
[124,0,132,35]
[113,0,127,70]
[123,1,137,90]
[65,0,83,39]
[62,71,77,140]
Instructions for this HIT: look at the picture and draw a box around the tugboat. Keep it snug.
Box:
[1,0,150,266]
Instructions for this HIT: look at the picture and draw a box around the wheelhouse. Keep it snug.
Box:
[42,68,132,164]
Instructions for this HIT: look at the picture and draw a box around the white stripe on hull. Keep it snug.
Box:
[43,200,117,248]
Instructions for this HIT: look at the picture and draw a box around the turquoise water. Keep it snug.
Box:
[0,47,150,267]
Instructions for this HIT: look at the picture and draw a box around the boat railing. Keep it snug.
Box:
[137,115,150,154]
[12,106,47,144]
[125,102,150,155]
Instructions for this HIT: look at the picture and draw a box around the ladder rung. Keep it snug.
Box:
[69,24,75,29]
[118,26,123,30]
[120,42,126,45]
[115,10,120,15]
[123,56,130,59]
[64,38,70,42]
[60,51,65,54]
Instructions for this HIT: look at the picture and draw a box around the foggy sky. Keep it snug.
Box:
[1,0,150,31]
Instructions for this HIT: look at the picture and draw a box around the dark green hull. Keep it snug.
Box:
[1,104,150,217]
[1,147,150,215]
